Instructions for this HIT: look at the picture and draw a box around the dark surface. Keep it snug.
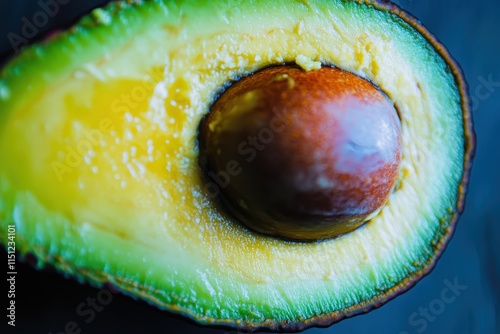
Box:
[1,0,499,333]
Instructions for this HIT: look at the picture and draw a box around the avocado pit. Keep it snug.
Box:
[199,65,402,241]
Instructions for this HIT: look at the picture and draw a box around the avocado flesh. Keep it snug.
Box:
[0,0,472,331]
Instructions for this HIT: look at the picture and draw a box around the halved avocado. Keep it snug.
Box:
[0,0,473,332]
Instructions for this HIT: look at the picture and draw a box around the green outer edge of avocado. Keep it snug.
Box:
[0,0,475,332]
[275,1,475,332]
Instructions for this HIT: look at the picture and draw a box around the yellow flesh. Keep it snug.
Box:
[0,0,464,323]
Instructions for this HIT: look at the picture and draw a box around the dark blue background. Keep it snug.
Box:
[1,1,499,333]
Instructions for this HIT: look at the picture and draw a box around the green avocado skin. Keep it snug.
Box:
[0,0,473,332]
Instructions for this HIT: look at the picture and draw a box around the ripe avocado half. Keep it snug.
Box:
[0,0,473,332]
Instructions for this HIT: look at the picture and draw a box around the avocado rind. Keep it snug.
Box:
[0,0,474,332]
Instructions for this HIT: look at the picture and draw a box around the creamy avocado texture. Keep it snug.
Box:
[0,0,472,331]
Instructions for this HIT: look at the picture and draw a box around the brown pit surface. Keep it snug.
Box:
[198,65,402,241]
